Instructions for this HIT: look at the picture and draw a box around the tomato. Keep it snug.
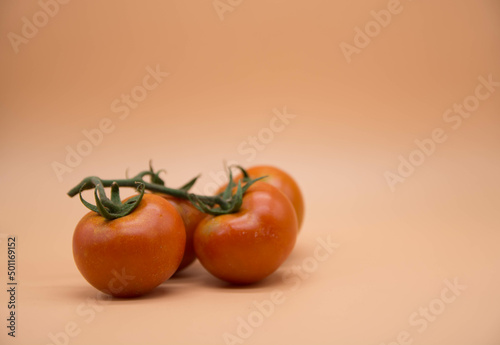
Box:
[73,194,186,297]
[195,182,298,284]
[218,165,304,229]
[160,195,206,272]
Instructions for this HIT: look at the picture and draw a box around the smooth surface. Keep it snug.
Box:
[1,1,500,344]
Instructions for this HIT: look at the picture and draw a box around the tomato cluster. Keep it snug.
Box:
[70,165,304,297]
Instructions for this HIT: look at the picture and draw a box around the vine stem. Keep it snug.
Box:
[67,166,264,216]
[67,176,187,199]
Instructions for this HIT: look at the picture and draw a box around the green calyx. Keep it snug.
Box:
[68,163,265,218]
[78,179,146,220]
[188,166,263,215]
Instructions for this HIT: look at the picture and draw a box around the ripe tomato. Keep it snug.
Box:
[218,165,304,229]
[160,194,206,272]
[73,194,186,297]
[195,182,298,284]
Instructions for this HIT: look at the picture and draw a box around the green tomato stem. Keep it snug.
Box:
[67,165,265,217]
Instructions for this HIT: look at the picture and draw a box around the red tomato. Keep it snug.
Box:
[73,194,186,297]
[195,182,298,284]
[218,165,304,230]
[160,195,206,272]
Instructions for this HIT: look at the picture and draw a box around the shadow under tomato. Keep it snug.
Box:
[163,261,206,286]
[64,283,176,302]
[169,267,200,280]
[109,285,173,302]
[199,270,285,292]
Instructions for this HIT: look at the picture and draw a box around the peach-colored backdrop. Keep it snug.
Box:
[1,1,500,344]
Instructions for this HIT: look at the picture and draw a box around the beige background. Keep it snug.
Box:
[1,0,500,344]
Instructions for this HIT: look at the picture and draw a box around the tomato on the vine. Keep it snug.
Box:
[159,194,206,272]
[218,165,304,229]
[194,182,298,284]
[73,194,186,297]
[69,163,304,290]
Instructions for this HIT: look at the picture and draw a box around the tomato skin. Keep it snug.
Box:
[195,183,297,284]
[72,194,186,297]
[219,165,304,230]
[160,195,206,272]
